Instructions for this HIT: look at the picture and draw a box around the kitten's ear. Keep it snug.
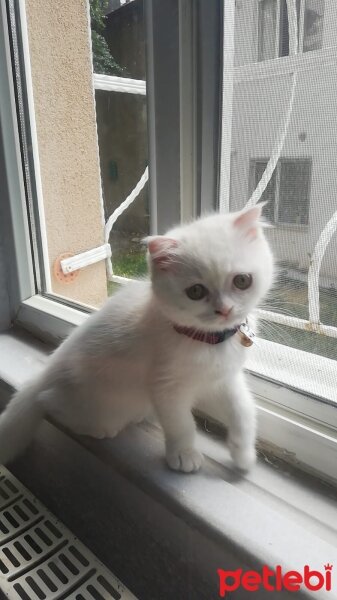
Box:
[233,204,264,239]
[144,236,178,270]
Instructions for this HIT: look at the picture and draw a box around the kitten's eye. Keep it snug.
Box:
[185,284,208,300]
[233,274,253,290]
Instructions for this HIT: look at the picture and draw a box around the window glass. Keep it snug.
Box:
[93,0,149,285]
[303,0,325,52]
[279,0,301,56]
[256,0,324,63]
[17,0,149,307]
[258,0,277,61]
[279,0,290,57]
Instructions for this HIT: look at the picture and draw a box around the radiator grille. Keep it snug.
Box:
[0,467,137,600]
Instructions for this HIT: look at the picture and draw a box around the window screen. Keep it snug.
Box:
[231,0,337,362]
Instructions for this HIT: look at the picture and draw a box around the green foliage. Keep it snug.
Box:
[107,250,148,296]
[89,0,124,75]
[90,0,107,31]
[113,251,147,278]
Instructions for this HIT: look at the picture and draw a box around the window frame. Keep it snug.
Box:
[4,0,52,298]
[257,0,324,61]
[1,0,337,486]
[0,0,36,318]
[0,47,94,341]
[1,0,221,333]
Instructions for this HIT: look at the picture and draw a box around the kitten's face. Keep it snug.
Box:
[147,207,274,331]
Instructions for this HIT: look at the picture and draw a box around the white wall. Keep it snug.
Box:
[230,0,337,280]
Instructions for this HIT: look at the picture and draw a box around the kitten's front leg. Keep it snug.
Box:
[152,388,203,473]
[222,372,257,471]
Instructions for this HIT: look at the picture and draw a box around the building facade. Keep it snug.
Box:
[229,0,337,283]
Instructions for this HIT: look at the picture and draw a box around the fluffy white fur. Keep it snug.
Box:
[0,206,273,472]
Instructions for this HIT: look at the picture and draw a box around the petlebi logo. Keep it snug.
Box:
[217,564,333,596]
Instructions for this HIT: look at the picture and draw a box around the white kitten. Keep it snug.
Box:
[0,206,273,472]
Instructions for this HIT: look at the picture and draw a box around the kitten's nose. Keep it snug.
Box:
[215,306,232,318]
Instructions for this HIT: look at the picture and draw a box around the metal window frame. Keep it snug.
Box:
[0,0,36,322]
[5,0,51,295]
[145,0,181,234]
[145,0,222,225]
[195,0,222,213]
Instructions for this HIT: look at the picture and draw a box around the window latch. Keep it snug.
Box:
[60,244,112,274]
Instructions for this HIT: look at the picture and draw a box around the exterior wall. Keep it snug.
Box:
[26,0,107,307]
[234,0,337,65]
[231,0,337,280]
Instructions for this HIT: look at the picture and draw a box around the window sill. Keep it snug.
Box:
[247,338,337,407]
[0,327,336,599]
[15,295,337,404]
[10,294,337,485]
[16,294,89,344]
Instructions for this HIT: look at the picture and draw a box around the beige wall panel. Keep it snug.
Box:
[26,0,107,307]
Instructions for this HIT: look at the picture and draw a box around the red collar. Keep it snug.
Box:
[173,324,238,345]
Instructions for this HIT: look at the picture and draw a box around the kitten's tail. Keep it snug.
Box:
[0,378,45,465]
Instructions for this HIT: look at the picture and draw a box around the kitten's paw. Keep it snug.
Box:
[229,441,256,472]
[166,448,203,473]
